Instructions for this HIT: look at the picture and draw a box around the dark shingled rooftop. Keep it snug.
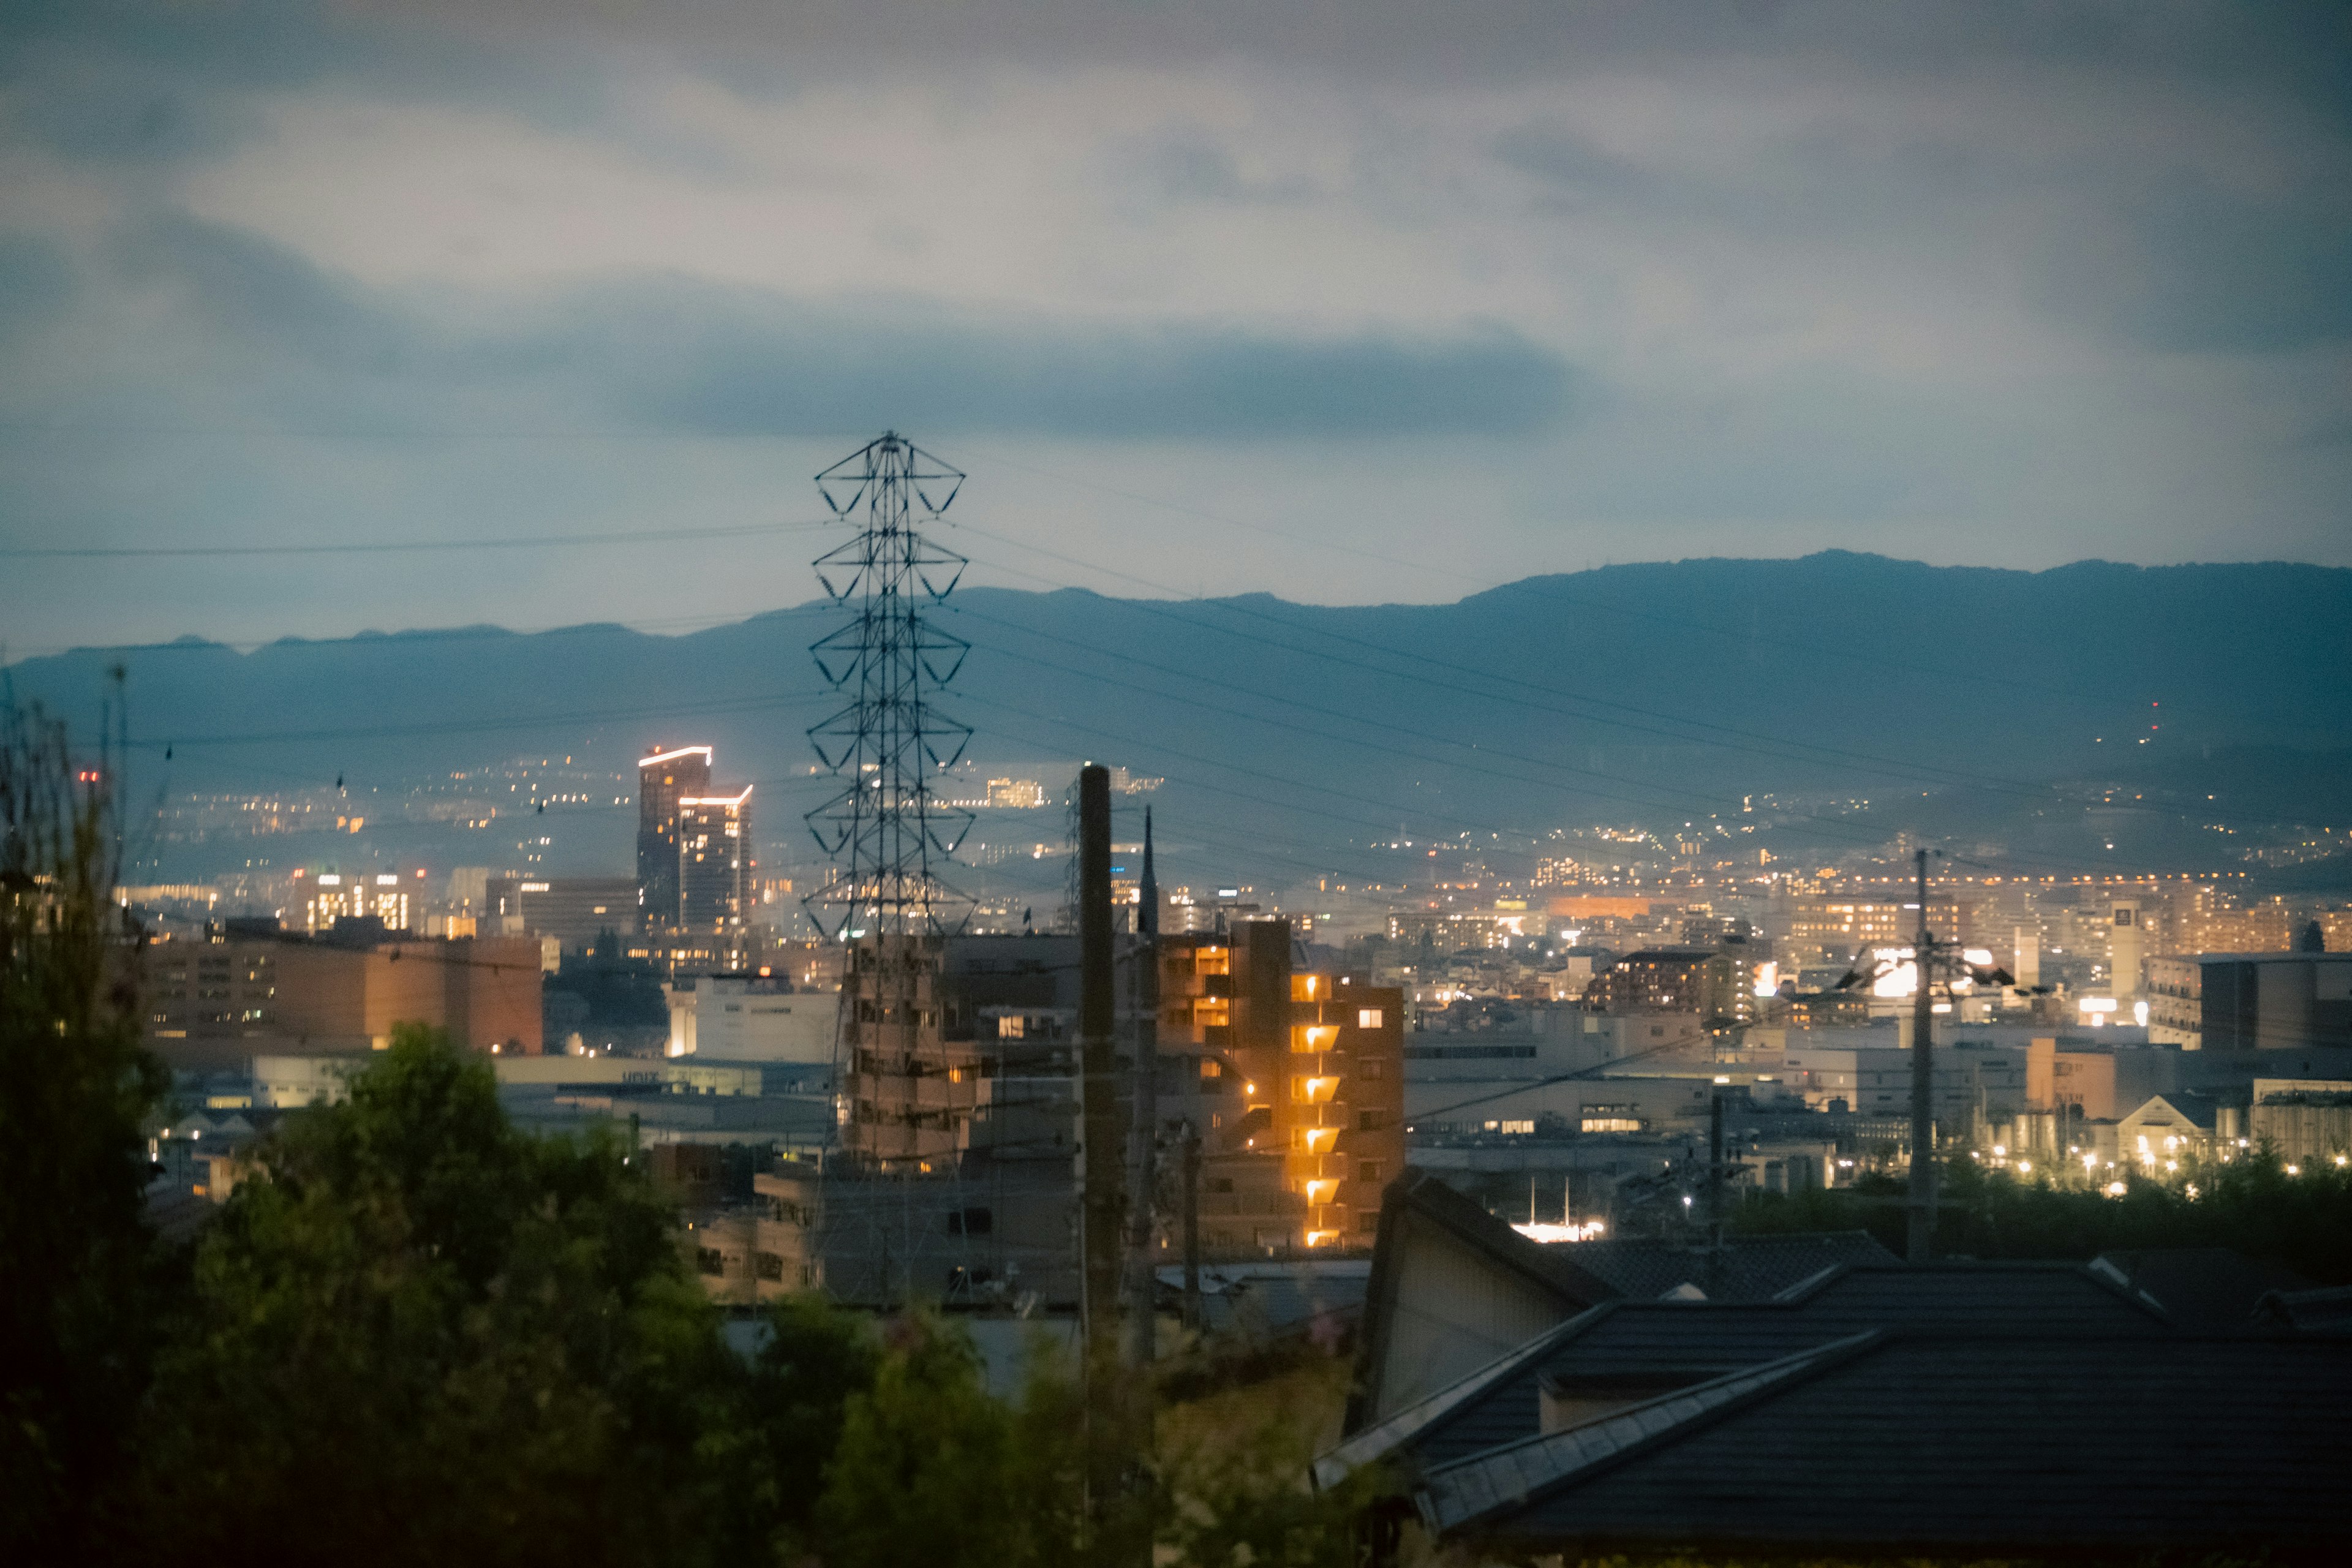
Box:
[1317,1261,2178,1486]
[1436,1335,2352,1555]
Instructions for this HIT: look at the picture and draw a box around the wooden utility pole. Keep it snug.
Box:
[1124,809,1161,1366]
[1907,847,1937,1262]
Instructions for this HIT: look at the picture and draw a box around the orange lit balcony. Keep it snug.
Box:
[1293,974,1325,1001]
[1292,1024,1339,1053]
[1300,1126,1338,1154]
[1292,1076,1338,1104]
[1302,1178,1338,1205]
[1303,1229,1339,1248]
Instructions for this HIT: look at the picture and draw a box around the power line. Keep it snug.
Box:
[952,522,2119,807]
[951,603,1902,850]
[1,519,836,560]
[962,449,2143,706]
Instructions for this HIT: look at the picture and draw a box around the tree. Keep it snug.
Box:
[1157,1358,1376,1568]
[704,1293,882,1559]
[0,698,167,1552]
[136,1024,741,1566]
[1732,1149,2352,1283]
[814,1314,1087,1568]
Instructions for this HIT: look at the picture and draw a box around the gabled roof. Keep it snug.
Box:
[1446,1336,2352,1555]
[1415,1333,1881,1536]
[1314,1303,1611,1492]
[1344,1171,1624,1431]
[2120,1091,2223,1131]
[1317,1259,2177,1488]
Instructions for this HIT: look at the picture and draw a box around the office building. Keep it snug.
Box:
[2199,952,2352,1050]
[636,745,712,931]
[300,870,418,935]
[666,974,836,1061]
[984,777,1047,808]
[487,875,638,951]
[679,785,754,956]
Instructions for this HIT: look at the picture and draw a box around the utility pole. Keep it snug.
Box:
[1123,809,1160,1367]
[1075,765,1137,1558]
[1180,1120,1202,1333]
[1705,1087,1726,1297]
[1907,847,1937,1262]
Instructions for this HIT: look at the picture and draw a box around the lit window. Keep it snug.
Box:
[1357,1008,1384,1028]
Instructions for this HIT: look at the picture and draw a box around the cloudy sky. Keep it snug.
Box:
[2,1,2346,655]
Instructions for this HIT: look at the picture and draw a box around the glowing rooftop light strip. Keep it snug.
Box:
[680,787,754,807]
[639,747,715,767]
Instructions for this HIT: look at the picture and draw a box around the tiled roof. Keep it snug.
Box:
[1458,1336,2352,1553]
[2093,1248,2314,1331]
[1317,1260,2176,1485]
[1566,1230,1896,1302]
[1416,1334,1880,1536]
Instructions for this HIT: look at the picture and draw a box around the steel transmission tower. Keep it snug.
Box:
[802,432,974,938]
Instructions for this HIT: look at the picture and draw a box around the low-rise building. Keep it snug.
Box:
[665,974,836,1061]
[2237,1079,2352,1165]
[143,928,543,1067]
[2117,1093,2222,1171]
[487,875,638,952]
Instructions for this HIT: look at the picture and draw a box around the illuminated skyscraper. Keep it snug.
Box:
[637,745,712,931]
[679,785,754,957]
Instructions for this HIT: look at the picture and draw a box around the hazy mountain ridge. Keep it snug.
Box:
[12,552,2351,883]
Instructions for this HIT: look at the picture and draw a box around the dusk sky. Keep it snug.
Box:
[2,1,2347,656]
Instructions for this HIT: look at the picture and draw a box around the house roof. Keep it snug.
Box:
[2094,1248,2315,1331]
[1344,1170,1897,1433]
[1316,1260,2176,1488]
[1152,1260,1370,1341]
[1433,1335,2352,1555]
[1564,1230,1896,1303]
[1415,1333,1880,1536]
[1344,1170,1625,1430]
[2256,1284,2352,1336]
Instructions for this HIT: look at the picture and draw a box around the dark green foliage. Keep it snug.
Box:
[0,699,168,1551]
[1158,1359,1375,1568]
[706,1294,881,1553]
[136,1023,740,1566]
[813,1314,1087,1568]
[1733,1152,2352,1283]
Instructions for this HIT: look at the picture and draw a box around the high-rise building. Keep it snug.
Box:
[636,745,712,931]
[2108,898,2144,1003]
[679,785,754,956]
[1161,919,1404,1250]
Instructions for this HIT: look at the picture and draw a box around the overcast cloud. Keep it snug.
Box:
[1,1,2346,654]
